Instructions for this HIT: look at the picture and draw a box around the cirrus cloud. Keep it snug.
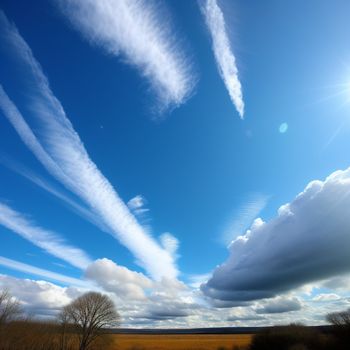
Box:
[54,0,196,111]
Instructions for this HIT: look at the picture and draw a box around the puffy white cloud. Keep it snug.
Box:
[55,0,196,111]
[85,258,152,300]
[0,274,82,317]
[202,167,350,302]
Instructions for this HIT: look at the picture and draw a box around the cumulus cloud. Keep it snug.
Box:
[200,0,244,118]
[85,258,152,300]
[0,12,177,280]
[202,166,350,302]
[55,0,196,111]
[0,274,81,317]
[0,202,92,269]
[256,297,302,314]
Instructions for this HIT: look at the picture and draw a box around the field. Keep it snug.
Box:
[112,334,252,350]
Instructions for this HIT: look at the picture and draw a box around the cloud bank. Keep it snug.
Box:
[200,0,244,118]
[0,11,177,280]
[202,167,350,301]
[0,202,91,269]
[55,0,196,111]
[0,274,82,317]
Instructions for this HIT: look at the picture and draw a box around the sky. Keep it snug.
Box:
[1,0,350,328]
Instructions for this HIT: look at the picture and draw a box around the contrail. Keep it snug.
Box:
[0,202,92,269]
[200,0,244,118]
[0,11,178,280]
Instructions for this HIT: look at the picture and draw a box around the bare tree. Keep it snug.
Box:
[326,308,350,349]
[58,291,119,350]
[0,289,22,326]
[327,308,350,328]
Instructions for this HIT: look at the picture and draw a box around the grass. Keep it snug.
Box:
[112,334,252,350]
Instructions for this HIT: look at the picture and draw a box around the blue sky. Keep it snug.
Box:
[1,0,350,327]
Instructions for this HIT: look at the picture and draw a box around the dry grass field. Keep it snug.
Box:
[111,334,252,350]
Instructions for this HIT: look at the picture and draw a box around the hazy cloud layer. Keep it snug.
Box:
[202,167,350,301]
[55,0,196,111]
[0,12,177,280]
[200,0,244,118]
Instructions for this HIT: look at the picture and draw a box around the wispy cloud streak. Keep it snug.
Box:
[222,193,269,246]
[0,202,92,269]
[0,12,177,280]
[200,0,244,118]
[0,156,106,231]
[0,256,87,287]
[55,0,196,111]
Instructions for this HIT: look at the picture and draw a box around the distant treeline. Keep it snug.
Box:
[110,325,332,335]
[249,319,350,350]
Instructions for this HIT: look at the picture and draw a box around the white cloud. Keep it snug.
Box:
[127,195,146,211]
[0,12,177,280]
[0,256,87,287]
[0,274,81,317]
[200,0,244,118]
[85,258,152,300]
[0,202,92,269]
[160,232,179,258]
[202,166,350,302]
[127,194,150,219]
[55,0,196,111]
